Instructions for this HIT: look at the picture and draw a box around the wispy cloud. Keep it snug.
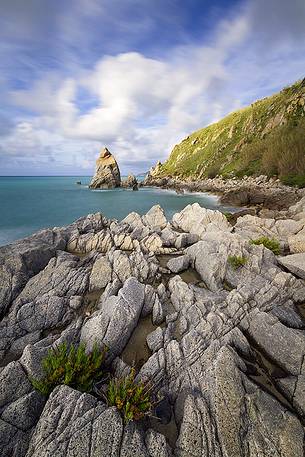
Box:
[0,0,304,175]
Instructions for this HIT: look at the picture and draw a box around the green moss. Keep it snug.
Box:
[250,237,281,255]
[105,368,153,424]
[31,342,107,396]
[228,255,248,270]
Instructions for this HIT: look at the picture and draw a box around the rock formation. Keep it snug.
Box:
[89,147,121,189]
[1,195,305,456]
[121,174,138,190]
[147,79,305,185]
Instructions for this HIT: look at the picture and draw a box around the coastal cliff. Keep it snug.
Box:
[149,78,305,187]
[1,194,305,456]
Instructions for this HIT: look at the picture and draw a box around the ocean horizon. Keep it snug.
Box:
[0,176,237,246]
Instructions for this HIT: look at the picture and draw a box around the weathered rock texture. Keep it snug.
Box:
[89,147,121,189]
[1,194,305,456]
[121,174,138,190]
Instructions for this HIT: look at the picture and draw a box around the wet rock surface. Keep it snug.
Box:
[1,196,305,456]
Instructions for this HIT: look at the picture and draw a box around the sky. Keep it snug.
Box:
[0,0,304,176]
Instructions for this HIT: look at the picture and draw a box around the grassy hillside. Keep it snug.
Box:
[158,78,305,186]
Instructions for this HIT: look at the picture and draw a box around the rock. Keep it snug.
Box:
[141,233,164,253]
[26,385,172,457]
[67,229,114,253]
[152,297,165,325]
[0,361,33,408]
[278,253,305,279]
[2,199,305,455]
[2,391,45,431]
[26,385,124,457]
[121,174,138,190]
[98,279,122,309]
[81,277,145,359]
[0,227,68,317]
[240,310,305,417]
[0,252,90,364]
[89,255,112,291]
[110,249,159,284]
[147,327,164,352]
[241,311,305,376]
[161,226,177,247]
[142,205,167,231]
[145,429,172,457]
[221,188,250,206]
[0,361,45,457]
[175,233,199,249]
[234,214,304,245]
[89,147,121,189]
[288,228,305,253]
[141,284,158,317]
[172,203,230,238]
[167,255,190,273]
[175,346,304,457]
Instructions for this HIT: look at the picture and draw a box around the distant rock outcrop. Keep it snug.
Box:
[121,174,138,190]
[149,78,305,185]
[89,147,121,189]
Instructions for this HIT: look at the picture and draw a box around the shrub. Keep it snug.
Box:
[105,368,153,424]
[224,212,235,223]
[31,342,107,396]
[250,237,281,255]
[228,255,248,270]
[206,164,220,179]
[280,174,305,188]
[238,119,305,185]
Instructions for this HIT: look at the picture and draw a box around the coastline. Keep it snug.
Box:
[1,195,305,455]
[141,174,305,213]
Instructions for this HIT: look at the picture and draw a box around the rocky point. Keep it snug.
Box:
[1,195,305,456]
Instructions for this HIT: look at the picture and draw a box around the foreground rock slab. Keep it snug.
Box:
[278,253,305,279]
[1,195,305,457]
[26,385,172,457]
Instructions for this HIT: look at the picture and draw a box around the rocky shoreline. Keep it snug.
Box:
[1,195,305,456]
[142,173,305,213]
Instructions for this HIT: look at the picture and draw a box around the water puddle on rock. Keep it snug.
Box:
[157,254,204,287]
[121,315,157,370]
[180,268,202,285]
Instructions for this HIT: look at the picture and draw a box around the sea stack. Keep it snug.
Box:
[89,147,121,189]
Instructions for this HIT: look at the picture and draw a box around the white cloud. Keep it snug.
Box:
[2,0,305,175]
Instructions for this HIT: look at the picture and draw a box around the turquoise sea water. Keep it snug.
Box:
[0,176,237,246]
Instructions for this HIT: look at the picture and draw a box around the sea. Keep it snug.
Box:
[0,176,238,246]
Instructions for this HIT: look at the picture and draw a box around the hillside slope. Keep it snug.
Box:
[158,78,305,186]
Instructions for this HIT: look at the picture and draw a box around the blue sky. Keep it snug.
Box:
[0,0,304,175]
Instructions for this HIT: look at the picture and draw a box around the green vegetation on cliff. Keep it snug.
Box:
[159,78,305,186]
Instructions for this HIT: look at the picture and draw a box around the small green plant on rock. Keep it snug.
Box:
[250,237,281,255]
[223,212,235,223]
[31,342,107,396]
[105,368,153,424]
[228,255,248,270]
